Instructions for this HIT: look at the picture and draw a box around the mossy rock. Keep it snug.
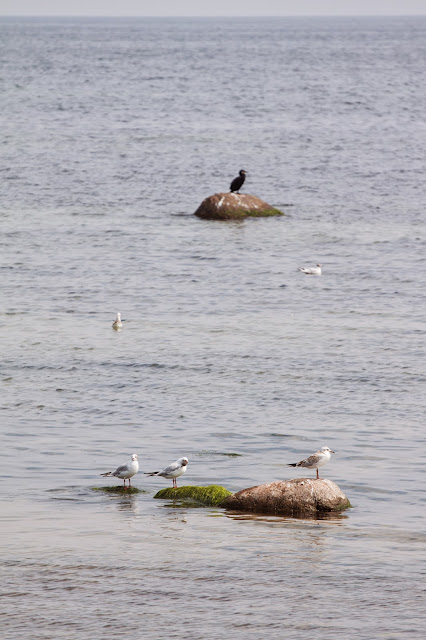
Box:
[154,485,232,507]
[92,486,147,494]
[194,193,284,220]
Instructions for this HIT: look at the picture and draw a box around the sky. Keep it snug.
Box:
[0,0,425,17]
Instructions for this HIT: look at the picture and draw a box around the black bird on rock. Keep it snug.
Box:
[230,169,247,193]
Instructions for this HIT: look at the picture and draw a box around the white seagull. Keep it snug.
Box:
[145,457,189,488]
[299,263,322,276]
[112,312,123,330]
[101,453,139,488]
[287,446,335,479]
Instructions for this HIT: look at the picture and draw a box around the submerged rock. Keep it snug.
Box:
[221,478,351,516]
[92,486,147,494]
[154,485,232,506]
[194,193,284,220]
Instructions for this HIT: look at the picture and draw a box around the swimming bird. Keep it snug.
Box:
[145,457,189,488]
[230,170,247,193]
[112,312,123,330]
[287,446,335,479]
[100,453,139,488]
[298,263,322,276]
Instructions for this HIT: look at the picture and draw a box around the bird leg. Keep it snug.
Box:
[316,469,319,479]
[173,478,177,488]
[128,479,132,488]
[123,479,127,489]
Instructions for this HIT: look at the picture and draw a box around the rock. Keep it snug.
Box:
[154,485,232,507]
[221,478,351,517]
[92,486,147,494]
[194,192,284,220]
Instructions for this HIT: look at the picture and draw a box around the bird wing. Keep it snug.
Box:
[113,463,129,475]
[160,461,180,475]
[301,452,322,466]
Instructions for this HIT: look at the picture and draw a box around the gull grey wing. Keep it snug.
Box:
[159,462,179,475]
[301,453,321,466]
[113,463,129,475]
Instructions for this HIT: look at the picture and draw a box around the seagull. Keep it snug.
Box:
[145,457,189,488]
[100,453,139,488]
[287,446,335,479]
[112,312,123,330]
[230,170,247,194]
[298,263,322,276]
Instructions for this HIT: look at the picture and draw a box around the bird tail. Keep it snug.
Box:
[145,472,159,476]
[287,463,297,467]
[100,472,113,477]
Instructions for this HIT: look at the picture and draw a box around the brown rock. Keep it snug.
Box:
[221,478,351,517]
[194,192,283,220]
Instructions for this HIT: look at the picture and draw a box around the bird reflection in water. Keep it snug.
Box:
[115,492,140,515]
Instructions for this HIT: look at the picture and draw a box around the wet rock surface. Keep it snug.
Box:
[194,192,284,220]
[221,478,351,516]
[154,485,232,506]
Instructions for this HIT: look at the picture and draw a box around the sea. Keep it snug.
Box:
[0,15,425,640]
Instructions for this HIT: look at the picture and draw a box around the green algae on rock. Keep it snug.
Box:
[194,193,284,220]
[198,451,243,458]
[92,486,147,494]
[154,485,232,506]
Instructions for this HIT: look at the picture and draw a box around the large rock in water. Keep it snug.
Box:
[194,193,283,220]
[221,478,351,517]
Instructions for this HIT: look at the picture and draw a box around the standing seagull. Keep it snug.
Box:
[145,457,189,488]
[112,312,123,330]
[287,446,335,479]
[298,263,322,276]
[230,170,247,193]
[100,453,139,488]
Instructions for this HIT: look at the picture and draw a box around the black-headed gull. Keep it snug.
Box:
[112,312,123,330]
[298,263,322,275]
[287,446,335,479]
[145,457,189,488]
[101,453,139,488]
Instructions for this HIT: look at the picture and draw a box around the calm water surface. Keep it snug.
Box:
[0,16,425,639]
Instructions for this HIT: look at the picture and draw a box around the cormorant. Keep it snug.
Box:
[230,169,247,193]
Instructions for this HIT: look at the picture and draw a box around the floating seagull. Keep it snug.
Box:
[112,312,123,330]
[298,263,322,276]
[145,457,189,488]
[287,446,335,479]
[100,453,139,488]
[230,169,247,194]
